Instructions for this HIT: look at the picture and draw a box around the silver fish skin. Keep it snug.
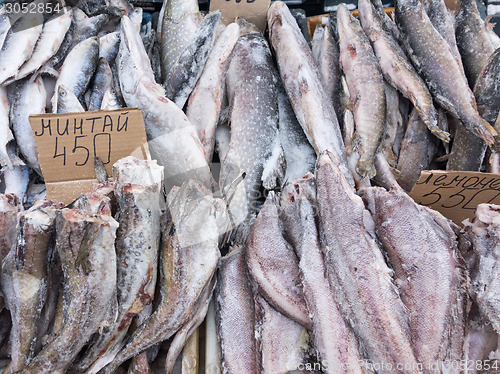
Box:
[396,108,438,192]
[268,1,352,187]
[277,81,316,183]
[18,206,118,374]
[337,3,386,179]
[2,201,59,374]
[216,246,260,374]
[186,22,240,163]
[99,32,121,62]
[358,0,448,143]
[118,15,212,192]
[317,23,342,125]
[360,184,469,372]
[0,10,43,85]
[10,76,46,175]
[464,204,500,334]
[220,20,279,242]
[101,179,223,374]
[57,85,85,113]
[256,295,310,374]
[163,11,220,109]
[0,11,10,51]
[73,157,164,374]
[279,174,367,374]
[3,147,29,201]
[15,8,73,81]
[88,57,112,111]
[465,308,499,374]
[456,0,495,88]
[395,0,497,146]
[316,154,420,373]
[160,0,202,81]
[0,85,13,168]
[164,275,216,374]
[246,192,311,328]
[311,24,324,63]
[100,85,122,110]
[52,36,99,112]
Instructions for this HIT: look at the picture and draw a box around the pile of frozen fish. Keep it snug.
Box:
[0,0,499,372]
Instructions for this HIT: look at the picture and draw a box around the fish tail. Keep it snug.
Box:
[426,123,451,143]
[356,158,377,179]
[473,117,497,146]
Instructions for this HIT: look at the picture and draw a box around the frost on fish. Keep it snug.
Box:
[464,204,500,334]
[101,179,223,374]
[18,205,118,374]
[0,86,13,168]
[360,184,469,371]
[246,192,311,328]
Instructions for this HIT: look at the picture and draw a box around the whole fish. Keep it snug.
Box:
[246,192,311,328]
[316,153,419,373]
[268,2,352,186]
[216,246,260,374]
[0,10,43,85]
[316,23,342,125]
[337,3,386,179]
[360,184,469,372]
[118,15,212,192]
[311,24,324,63]
[57,85,85,113]
[88,58,113,111]
[10,76,46,175]
[395,0,497,145]
[2,201,59,374]
[17,205,118,374]
[52,36,99,112]
[160,0,203,81]
[74,157,163,374]
[219,18,279,243]
[396,108,439,192]
[101,180,223,374]
[185,22,240,162]
[277,81,316,182]
[279,174,367,374]
[464,204,500,334]
[358,0,448,142]
[256,295,310,374]
[15,8,73,81]
[163,11,220,108]
[456,0,496,88]
[0,86,13,168]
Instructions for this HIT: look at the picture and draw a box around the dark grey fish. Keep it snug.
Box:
[88,58,113,111]
[289,9,311,46]
[163,11,220,108]
[395,0,497,145]
[396,108,439,192]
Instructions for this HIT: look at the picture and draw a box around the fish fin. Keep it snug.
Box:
[345,96,357,112]
[409,93,450,142]
[434,154,449,162]
[345,133,358,154]
[485,16,496,31]
[474,118,497,146]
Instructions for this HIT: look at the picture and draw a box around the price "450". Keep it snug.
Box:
[53,133,111,166]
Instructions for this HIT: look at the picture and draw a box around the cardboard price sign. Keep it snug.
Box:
[209,0,271,32]
[409,170,500,225]
[29,108,150,205]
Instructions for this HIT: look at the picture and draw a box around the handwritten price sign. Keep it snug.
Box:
[409,170,500,225]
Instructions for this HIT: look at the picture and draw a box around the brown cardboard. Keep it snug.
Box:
[409,170,500,226]
[29,108,150,205]
[209,0,271,32]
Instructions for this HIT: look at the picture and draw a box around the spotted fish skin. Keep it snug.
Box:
[395,0,497,146]
[220,19,279,243]
[160,0,203,82]
[337,3,385,179]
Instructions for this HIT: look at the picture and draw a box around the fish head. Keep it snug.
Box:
[337,3,366,41]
